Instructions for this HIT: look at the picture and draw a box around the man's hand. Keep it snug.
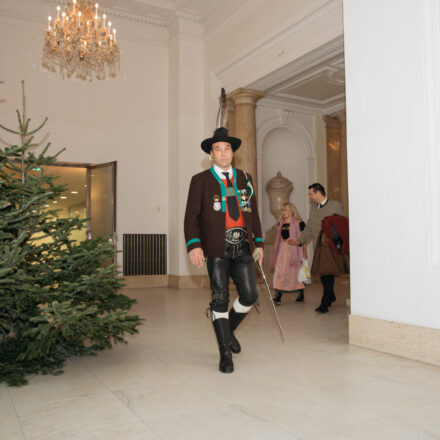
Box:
[189,247,205,268]
[288,239,300,246]
[253,247,264,266]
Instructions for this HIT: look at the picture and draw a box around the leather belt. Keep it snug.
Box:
[225,227,247,245]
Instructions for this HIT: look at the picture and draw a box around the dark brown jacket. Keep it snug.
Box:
[184,167,263,257]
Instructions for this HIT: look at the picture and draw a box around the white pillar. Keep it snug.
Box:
[344,0,440,364]
[168,16,205,278]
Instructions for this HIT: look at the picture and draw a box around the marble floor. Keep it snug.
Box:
[2,279,440,440]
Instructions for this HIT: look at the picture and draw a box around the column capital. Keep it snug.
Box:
[323,115,341,128]
[331,110,346,123]
[228,88,265,106]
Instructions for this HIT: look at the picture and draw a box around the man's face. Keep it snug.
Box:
[308,188,324,204]
[211,142,233,170]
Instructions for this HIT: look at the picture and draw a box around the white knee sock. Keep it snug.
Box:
[211,311,229,321]
[233,298,252,313]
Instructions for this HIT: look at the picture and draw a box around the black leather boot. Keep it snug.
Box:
[273,291,283,305]
[229,308,248,354]
[212,318,234,373]
[296,289,304,303]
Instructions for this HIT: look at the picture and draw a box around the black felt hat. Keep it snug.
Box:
[201,127,241,154]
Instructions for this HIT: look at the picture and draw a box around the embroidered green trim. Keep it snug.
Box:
[209,167,243,213]
[186,238,201,247]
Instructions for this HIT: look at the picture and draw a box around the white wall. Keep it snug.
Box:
[261,127,308,231]
[344,0,440,329]
[0,3,169,268]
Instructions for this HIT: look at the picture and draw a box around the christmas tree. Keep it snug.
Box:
[0,82,143,386]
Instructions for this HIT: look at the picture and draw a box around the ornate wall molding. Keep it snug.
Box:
[258,94,346,116]
[176,11,201,24]
[48,0,167,26]
[248,34,344,91]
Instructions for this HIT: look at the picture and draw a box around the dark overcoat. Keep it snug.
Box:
[184,167,264,257]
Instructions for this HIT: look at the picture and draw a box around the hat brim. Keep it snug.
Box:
[201,136,241,154]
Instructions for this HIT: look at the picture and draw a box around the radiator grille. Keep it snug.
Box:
[123,234,167,275]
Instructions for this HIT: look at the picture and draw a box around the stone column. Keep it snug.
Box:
[323,113,349,216]
[228,88,265,195]
[323,115,342,202]
[337,112,349,216]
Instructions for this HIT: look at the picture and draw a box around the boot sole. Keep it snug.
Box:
[219,365,234,373]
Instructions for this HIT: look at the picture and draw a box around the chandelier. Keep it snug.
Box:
[42,0,120,81]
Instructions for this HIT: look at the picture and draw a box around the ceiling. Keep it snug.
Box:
[249,36,346,115]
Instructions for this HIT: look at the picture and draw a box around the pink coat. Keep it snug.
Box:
[271,217,303,270]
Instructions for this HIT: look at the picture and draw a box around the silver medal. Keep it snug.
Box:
[213,195,221,211]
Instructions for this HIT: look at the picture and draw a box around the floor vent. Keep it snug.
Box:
[123,234,167,276]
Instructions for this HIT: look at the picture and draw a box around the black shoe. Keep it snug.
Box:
[229,308,248,354]
[315,305,328,313]
[212,318,234,373]
[295,290,304,303]
[273,291,283,305]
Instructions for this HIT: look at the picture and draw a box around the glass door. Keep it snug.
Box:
[87,161,116,243]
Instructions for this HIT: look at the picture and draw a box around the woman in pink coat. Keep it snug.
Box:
[271,202,306,305]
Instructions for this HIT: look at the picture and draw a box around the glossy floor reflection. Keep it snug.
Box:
[2,279,440,440]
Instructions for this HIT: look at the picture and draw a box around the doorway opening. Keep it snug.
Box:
[38,161,116,244]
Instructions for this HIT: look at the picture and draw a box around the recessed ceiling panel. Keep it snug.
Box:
[283,76,345,101]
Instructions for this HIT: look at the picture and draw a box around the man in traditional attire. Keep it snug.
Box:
[184,127,264,373]
[292,183,346,313]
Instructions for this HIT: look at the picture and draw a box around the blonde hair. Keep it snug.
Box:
[278,202,302,223]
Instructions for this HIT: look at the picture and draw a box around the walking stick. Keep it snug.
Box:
[255,260,286,342]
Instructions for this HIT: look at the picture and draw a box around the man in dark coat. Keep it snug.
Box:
[184,127,264,373]
[292,183,346,314]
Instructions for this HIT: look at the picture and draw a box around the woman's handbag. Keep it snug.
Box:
[298,258,311,284]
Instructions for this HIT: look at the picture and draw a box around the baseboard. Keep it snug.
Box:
[121,275,169,288]
[349,314,440,366]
